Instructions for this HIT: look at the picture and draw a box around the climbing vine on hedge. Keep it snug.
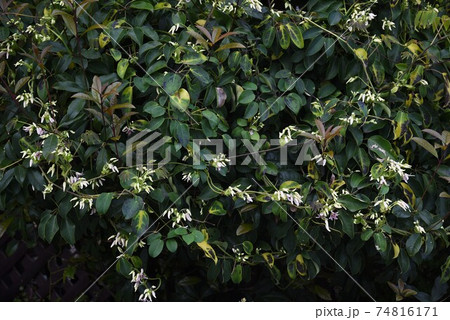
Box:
[0,0,449,301]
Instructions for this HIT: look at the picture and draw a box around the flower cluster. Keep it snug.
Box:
[232,247,249,262]
[346,4,376,32]
[339,112,362,126]
[102,158,119,175]
[130,166,155,193]
[139,287,157,302]
[279,125,297,146]
[70,196,94,211]
[272,189,303,207]
[224,185,253,203]
[163,208,193,227]
[382,18,395,31]
[356,89,385,105]
[210,153,230,170]
[130,269,148,292]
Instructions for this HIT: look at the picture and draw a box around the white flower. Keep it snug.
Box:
[168,23,180,35]
[163,208,192,227]
[414,221,425,234]
[108,232,128,248]
[382,18,395,31]
[225,185,253,203]
[70,196,94,210]
[139,286,157,302]
[67,172,89,191]
[16,92,34,107]
[102,158,119,174]
[182,172,192,183]
[210,153,230,170]
[312,154,326,166]
[395,200,410,212]
[245,0,263,12]
[374,198,392,213]
[339,112,361,126]
[279,126,296,146]
[130,269,148,292]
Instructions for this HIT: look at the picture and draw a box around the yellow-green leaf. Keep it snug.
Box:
[354,48,367,61]
[262,252,274,268]
[215,42,245,52]
[279,24,290,49]
[170,88,190,112]
[401,182,416,208]
[286,23,304,49]
[53,10,77,36]
[196,229,218,264]
[99,32,110,48]
[236,223,253,236]
[295,254,307,276]
[393,242,400,259]
[412,137,438,158]
[117,59,129,79]
[393,111,409,140]
[132,210,149,236]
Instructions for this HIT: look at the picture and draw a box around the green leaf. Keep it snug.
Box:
[122,196,144,220]
[279,24,290,49]
[280,180,301,190]
[132,210,149,236]
[53,10,77,36]
[209,200,226,216]
[339,211,354,238]
[43,134,59,159]
[354,48,368,61]
[110,48,122,61]
[307,36,325,56]
[143,101,165,117]
[14,166,26,185]
[286,23,304,49]
[162,73,182,95]
[361,229,374,241]
[338,194,369,212]
[96,192,114,215]
[373,232,387,252]
[243,241,253,254]
[190,66,213,84]
[263,26,275,48]
[117,59,129,79]
[182,233,195,245]
[236,223,253,236]
[130,0,154,11]
[393,111,409,140]
[368,135,397,159]
[191,229,205,242]
[284,92,303,114]
[0,169,14,193]
[60,218,76,245]
[412,137,438,159]
[215,42,245,52]
[238,90,255,104]
[170,88,190,112]
[166,238,178,252]
[38,214,59,243]
[170,121,188,147]
[328,11,342,25]
[181,52,207,65]
[231,264,242,284]
[148,239,164,257]
[406,233,423,256]
[202,110,219,128]
[318,82,336,99]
